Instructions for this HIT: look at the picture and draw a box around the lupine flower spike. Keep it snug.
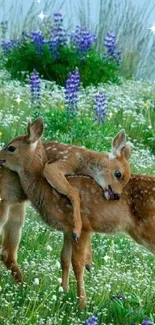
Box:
[1,39,19,54]
[31,31,44,55]
[29,69,41,109]
[84,316,98,325]
[104,31,121,64]
[141,319,153,325]
[64,68,80,119]
[94,91,107,124]
[49,13,67,58]
[70,25,96,57]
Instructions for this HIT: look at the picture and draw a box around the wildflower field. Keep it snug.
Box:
[0,0,155,324]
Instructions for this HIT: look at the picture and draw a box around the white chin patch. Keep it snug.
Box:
[108,152,116,160]
[104,191,110,200]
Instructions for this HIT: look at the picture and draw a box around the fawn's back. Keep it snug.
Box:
[0,161,155,251]
[0,118,131,233]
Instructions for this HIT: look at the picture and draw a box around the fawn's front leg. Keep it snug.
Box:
[61,232,93,292]
[0,200,10,231]
[72,230,91,309]
[43,160,82,241]
[1,202,25,282]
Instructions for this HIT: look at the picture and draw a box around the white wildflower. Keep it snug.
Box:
[58,277,62,284]
[55,261,60,268]
[46,245,52,252]
[52,295,57,301]
[58,286,63,293]
[33,278,39,285]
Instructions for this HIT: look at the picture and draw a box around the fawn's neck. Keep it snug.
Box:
[24,141,47,175]
[76,150,108,176]
[18,142,69,230]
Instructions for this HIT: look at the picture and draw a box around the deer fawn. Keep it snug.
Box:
[0,118,131,242]
[43,125,131,241]
[0,167,26,281]
[0,118,131,306]
[0,171,155,309]
[0,130,154,308]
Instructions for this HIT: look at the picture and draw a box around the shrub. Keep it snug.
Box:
[2,13,121,87]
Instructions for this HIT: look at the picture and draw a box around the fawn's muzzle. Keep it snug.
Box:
[0,160,6,167]
[105,185,121,200]
[113,193,120,200]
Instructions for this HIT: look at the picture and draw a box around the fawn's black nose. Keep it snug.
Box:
[113,193,120,200]
[0,160,6,167]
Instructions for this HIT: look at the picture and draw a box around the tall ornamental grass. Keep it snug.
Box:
[74,0,155,80]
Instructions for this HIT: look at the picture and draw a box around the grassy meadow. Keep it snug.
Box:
[0,69,155,325]
[0,0,155,324]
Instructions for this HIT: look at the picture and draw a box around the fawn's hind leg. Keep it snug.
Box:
[72,230,91,309]
[61,232,92,292]
[43,160,82,241]
[1,202,25,282]
[85,236,92,272]
[61,232,72,291]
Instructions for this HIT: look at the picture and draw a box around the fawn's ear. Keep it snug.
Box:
[112,129,126,156]
[121,143,131,160]
[27,117,44,143]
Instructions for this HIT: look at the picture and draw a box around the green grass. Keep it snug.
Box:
[0,210,155,325]
[0,1,155,322]
[0,70,155,324]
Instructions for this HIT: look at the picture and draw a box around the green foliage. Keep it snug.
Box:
[4,41,120,87]
[0,71,155,324]
[0,212,155,325]
[42,109,117,150]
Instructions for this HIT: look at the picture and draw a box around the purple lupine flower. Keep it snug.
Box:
[141,319,153,325]
[1,39,19,54]
[29,69,41,107]
[1,40,12,54]
[104,31,121,64]
[84,316,98,325]
[104,31,116,54]
[64,68,80,119]
[49,12,67,58]
[31,30,44,55]
[70,26,96,56]
[94,92,107,124]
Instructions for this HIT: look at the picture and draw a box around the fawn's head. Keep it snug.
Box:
[92,129,131,200]
[0,118,44,172]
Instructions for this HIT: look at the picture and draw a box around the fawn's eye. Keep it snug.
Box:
[114,170,122,179]
[7,146,16,152]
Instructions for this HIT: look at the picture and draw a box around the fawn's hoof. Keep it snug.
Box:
[85,264,92,272]
[72,232,79,242]
[12,270,24,283]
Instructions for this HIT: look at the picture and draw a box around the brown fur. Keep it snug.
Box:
[2,119,131,241]
[0,168,26,280]
[0,119,154,308]
[0,167,155,307]
[40,126,131,239]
